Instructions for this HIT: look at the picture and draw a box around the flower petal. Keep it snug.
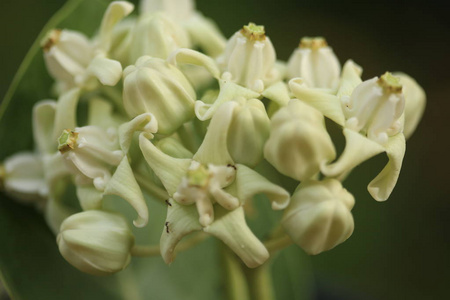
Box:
[98,1,134,52]
[76,185,103,210]
[103,156,149,227]
[321,128,385,177]
[52,88,80,142]
[289,78,345,126]
[262,81,291,107]
[139,133,191,196]
[87,56,122,86]
[194,80,259,121]
[118,113,158,154]
[368,133,406,201]
[203,206,269,268]
[160,200,202,264]
[33,100,57,154]
[168,48,220,79]
[233,164,290,210]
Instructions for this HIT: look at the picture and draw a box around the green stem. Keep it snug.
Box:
[222,246,251,300]
[264,234,293,255]
[131,233,208,257]
[246,264,276,300]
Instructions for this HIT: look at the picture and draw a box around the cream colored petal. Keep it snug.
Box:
[139,133,191,196]
[87,56,122,86]
[33,100,57,154]
[203,206,269,268]
[289,78,345,126]
[98,1,134,52]
[336,60,362,98]
[184,13,226,57]
[168,48,220,79]
[194,80,259,121]
[262,81,291,107]
[233,164,290,210]
[193,101,236,165]
[321,128,385,177]
[103,156,149,227]
[52,88,80,142]
[160,200,202,264]
[119,113,158,154]
[76,185,103,210]
[368,133,405,201]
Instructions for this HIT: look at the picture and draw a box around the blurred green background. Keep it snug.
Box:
[1,0,449,299]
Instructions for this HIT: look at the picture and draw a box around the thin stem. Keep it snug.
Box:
[222,246,251,300]
[131,233,208,257]
[246,264,275,300]
[264,234,293,255]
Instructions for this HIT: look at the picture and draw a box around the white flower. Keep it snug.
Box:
[282,179,354,255]
[57,210,135,276]
[342,72,405,146]
[287,37,341,90]
[217,23,279,92]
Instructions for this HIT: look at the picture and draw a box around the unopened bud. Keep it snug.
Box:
[123,56,196,134]
[264,99,336,181]
[282,179,354,255]
[57,210,134,276]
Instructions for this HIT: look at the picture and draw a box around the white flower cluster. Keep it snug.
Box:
[0,0,425,275]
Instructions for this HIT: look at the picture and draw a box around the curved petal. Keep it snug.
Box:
[87,56,122,86]
[194,80,259,121]
[193,101,236,165]
[203,206,269,268]
[184,13,226,57]
[98,1,134,52]
[289,78,345,126]
[33,100,57,154]
[103,156,149,227]
[368,133,406,201]
[160,200,202,264]
[232,164,290,210]
[168,48,220,79]
[321,128,385,177]
[52,88,80,142]
[139,133,191,196]
[336,60,362,98]
[119,113,158,154]
[262,81,291,107]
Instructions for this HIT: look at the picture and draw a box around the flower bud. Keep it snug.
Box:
[393,72,426,139]
[287,37,341,90]
[123,56,196,135]
[342,72,405,145]
[264,99,336,181]
[140,0,195,22]
[282,179,354,255]
[129,13,190,61]
[57,210,134,276]
[217,23,278,92]
[41,29,93,88]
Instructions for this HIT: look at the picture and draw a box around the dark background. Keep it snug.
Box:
[1,0,449,299]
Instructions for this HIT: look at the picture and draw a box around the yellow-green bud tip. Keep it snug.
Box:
[240,23,266,41]
[186,164,210,188]
[377,72,402,93]
[40,29,62,52]
[299,37,328,50]
[58,129,78,154]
